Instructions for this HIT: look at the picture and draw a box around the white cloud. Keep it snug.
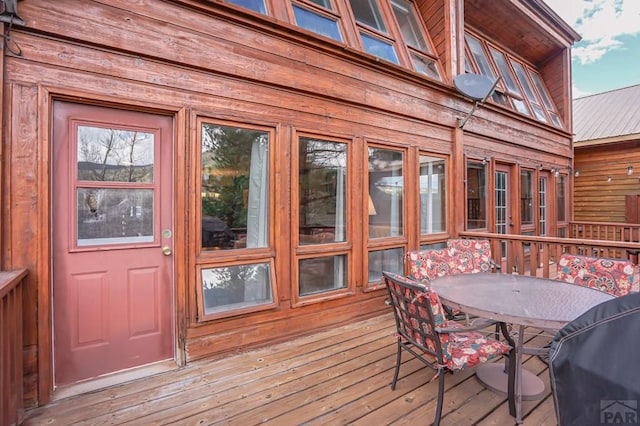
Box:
[545,0,640,64]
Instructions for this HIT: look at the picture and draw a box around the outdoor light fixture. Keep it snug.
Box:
[482,157,489,165]
[628,166,634,175]
[574,170,580,177]
[608,176,613,182]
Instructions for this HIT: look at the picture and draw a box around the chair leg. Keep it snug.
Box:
[391,341,403,390]
[433,369,445,426]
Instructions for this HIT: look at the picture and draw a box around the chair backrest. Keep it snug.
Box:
[382,272,448,359]
[549,291,640,425]
[405,248,457,282]
[556,253,636,297]
[446,239,494,274]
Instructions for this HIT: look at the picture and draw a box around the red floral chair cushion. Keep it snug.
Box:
[557,253,637,297]
[447,239,495,273]
[383,272,510,372]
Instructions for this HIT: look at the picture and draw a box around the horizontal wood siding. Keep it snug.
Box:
[574,141,640,222]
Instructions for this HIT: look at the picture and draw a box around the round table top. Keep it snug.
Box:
[430,273,615,329]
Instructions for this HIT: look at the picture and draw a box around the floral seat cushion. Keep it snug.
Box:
[385,272,510,372]
[557,254,637,297]
[447,239,494,273]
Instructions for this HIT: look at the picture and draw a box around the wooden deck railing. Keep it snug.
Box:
[570,221,640,243]
[1,269,28,426]
[460,231,640,278]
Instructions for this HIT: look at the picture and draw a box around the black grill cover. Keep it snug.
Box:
[549,291,640,426]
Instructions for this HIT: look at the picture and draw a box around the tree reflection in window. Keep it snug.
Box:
[201,263,273,314]
[201,123,269,250]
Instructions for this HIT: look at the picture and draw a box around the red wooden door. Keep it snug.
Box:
[52,101,174,387]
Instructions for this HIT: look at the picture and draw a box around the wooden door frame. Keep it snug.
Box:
[37,87,188,405]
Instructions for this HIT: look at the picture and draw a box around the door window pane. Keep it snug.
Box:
[299,255,347,295]
[419,155,446,234]
[368,247,404,283]
[201,263,273,314]
[201,124,269,250]
[77,188,154,246]
[369,147,404,238]
[520,170,534,226]
[77,126,154,183]
[539,176,548,236]
[293,5,343,41]
[466,161,486,229]
[495,171,508,234]
[557,175,567,222]
[299,137,347,245]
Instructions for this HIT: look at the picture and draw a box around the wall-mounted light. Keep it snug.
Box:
[574,170,580,177]
[482,157,489,165]
[550,167,560,177]
[628,166,634,175]
[607,176,613,182]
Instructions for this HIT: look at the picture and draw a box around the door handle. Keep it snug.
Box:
[162,246,172,256]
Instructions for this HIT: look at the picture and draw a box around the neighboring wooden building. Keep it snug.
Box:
[0,0,579,408]
[573,84,640,223]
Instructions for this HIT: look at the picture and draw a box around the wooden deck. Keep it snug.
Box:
[23,313,558,425]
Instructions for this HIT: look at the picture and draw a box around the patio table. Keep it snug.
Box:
[431,273,614,424]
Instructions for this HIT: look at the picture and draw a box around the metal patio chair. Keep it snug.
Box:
[382,271,511,426]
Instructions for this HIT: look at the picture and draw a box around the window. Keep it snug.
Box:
[201,263,275,315]
[539,175,548,236]
[419,155,446,234]
[298,136,347,245]
[295,135,351,301]
[390,0,440,79]
[368,145,405,286]
[198,120,276,319]
[291,2,343,42]
[466,160,487,229]
[347,0,397,65]
[520,169,534,226]
[225,0,268,14]
[556,174,568,237]
[201,124,269,251]
[464,32,564,128]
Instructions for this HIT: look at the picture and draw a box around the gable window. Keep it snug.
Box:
[349,0,400,64]
[464,32,564,129]
[390,0,440,79]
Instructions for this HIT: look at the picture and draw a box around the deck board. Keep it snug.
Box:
[23,313,556,425]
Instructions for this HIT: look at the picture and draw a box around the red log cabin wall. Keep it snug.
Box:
[0,0,577,407]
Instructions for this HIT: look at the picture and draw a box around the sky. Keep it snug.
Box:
[544,0,640,98]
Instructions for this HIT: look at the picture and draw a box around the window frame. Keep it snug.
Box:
[291,131,355,307]
[195,117,278,321]
[365,140,408,291]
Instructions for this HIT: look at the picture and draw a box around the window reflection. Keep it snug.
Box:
[201,263,273,314]
[77,126,154,183]
[419,156,446,234]
[225,0,267,14]
[368,247,404,283]
[369,147,403,238]
[299,255,347,295]
[298,137,347,245]
[77,188,154,246]
[201,124,269,250]
[467,161,487,229]
[293,5,343,41]
[520,170,534,226]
